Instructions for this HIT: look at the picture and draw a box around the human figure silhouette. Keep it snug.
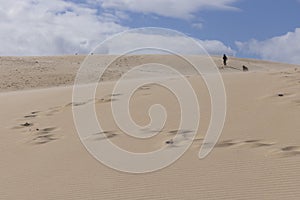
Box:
[243,65,249,71]
[223,54,228,66]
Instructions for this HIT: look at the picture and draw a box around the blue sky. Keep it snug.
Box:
[1,0,300,64]
[119,0,299,41]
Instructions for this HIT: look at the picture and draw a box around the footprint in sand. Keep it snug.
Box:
[22,122,34,127]
[215,140,242,148]
[109,93,122,97]
[96,98,114,103]
[164,131,273,150]
[251,142,276,148]
[137,84,158,92]
[213,139,300,158]
[70,102,88,107]
[86,131,118,141]
[12,111,41,122]
[167,129,196,141]
[24,114,38,119]
[32,127,59,145]
[195,138,277,155]
[164,139,188,148]
[268,146,300,157]
[12,123,59,145]
[279,146,300,157]
[168,129,194,135]
[140,86,151,91]
[45,106,64,116]
[12,94,119,144]
[219,139,276,148]
[12,111,60,145]
[93,94,122,104]
[12,122,34,129]
[162,129,201,148]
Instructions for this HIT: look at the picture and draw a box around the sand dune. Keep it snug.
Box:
[0,55,297,92]
[1,55,300,199]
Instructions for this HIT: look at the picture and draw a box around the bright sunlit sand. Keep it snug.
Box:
[1,55,300,199]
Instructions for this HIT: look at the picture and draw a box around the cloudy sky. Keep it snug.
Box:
[1,0,300,64]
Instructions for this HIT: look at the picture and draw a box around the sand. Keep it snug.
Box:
[1,55,300,199]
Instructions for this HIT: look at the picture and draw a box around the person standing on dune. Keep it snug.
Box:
[223,54,228,66]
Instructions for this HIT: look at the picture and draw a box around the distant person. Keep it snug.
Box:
[223,54,228,66]
[243,65,249,72]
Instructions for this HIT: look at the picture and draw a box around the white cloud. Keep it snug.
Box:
[198,40,235,56]
[192,23,203,30]
[236,28,300,64]
[0,0,127,56]
[97,0,240,19]
[0,0,236,56]
[94,30,235,56]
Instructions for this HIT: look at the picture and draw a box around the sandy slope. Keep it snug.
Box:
[0,55,297,92]
[1,55,300,199]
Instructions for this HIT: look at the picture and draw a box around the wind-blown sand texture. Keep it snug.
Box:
[1,55,300,199]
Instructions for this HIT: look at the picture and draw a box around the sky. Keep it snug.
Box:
[0,0,300,64]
